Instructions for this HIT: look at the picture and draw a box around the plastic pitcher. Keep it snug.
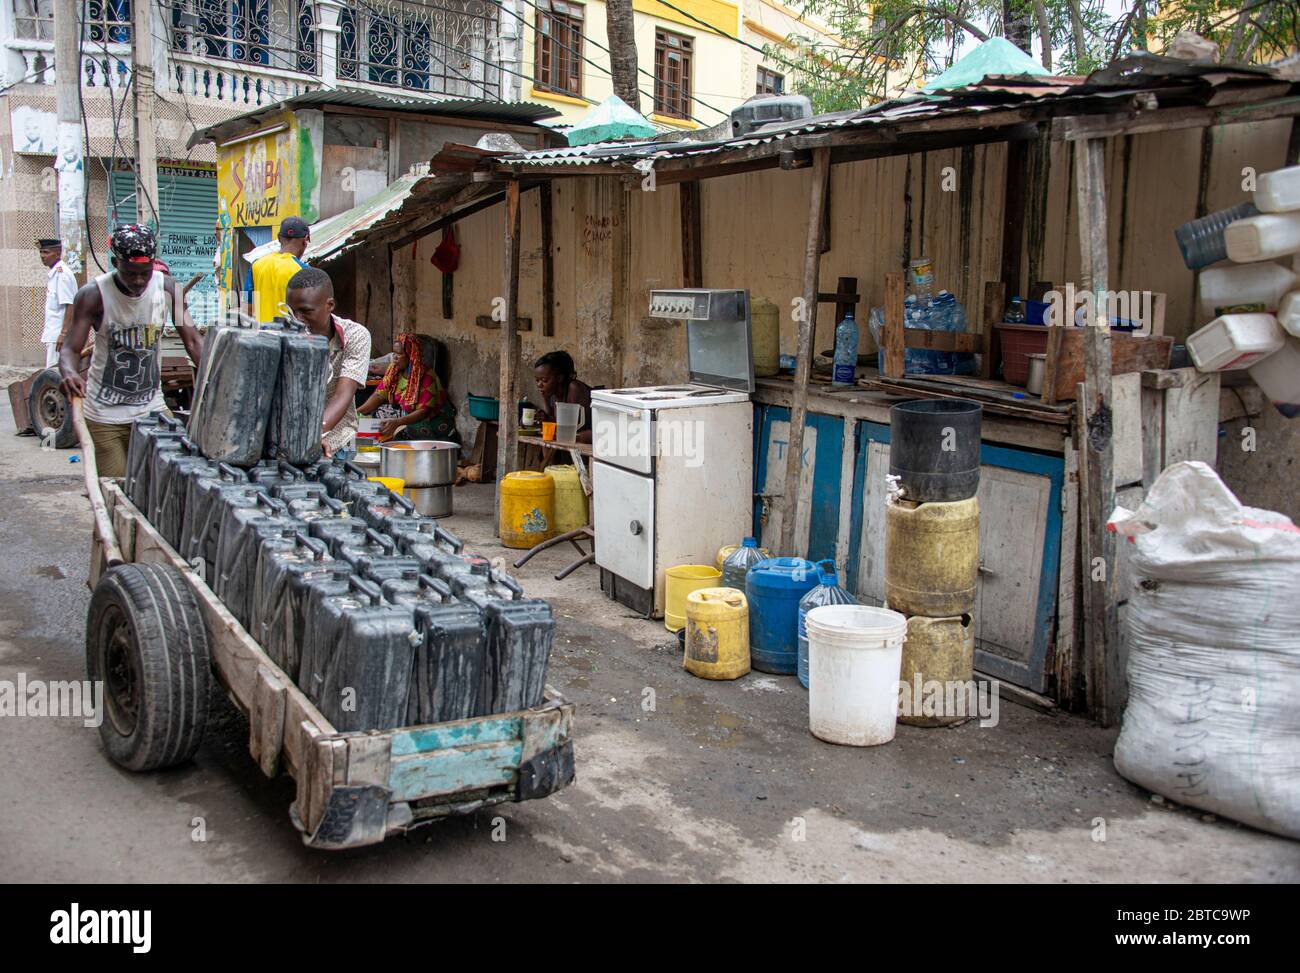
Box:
[555,402,585,444]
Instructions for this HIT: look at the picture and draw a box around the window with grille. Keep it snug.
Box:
[535,0,583,98]
[756,66,784,96]
[653,29,692,120]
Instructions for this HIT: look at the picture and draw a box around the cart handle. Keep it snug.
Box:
[70,396,125,567]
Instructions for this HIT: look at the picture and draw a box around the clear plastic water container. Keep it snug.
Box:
[796,561,857,689]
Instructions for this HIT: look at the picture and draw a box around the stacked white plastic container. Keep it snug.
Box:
[1184,164,1300,415]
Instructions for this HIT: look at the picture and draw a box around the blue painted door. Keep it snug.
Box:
[844,420,1063,692]
[752,405,845,565]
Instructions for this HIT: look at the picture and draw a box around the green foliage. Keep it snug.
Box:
[772,1,1293,114]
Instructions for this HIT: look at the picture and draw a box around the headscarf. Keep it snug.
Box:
[382,332,432,411]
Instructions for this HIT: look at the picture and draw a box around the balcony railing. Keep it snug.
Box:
[167,0,318,75]
[338,0,501,98]
[7,0,507,105]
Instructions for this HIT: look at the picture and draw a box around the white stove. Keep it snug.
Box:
[593,384,750,410]
[593,290,755,617]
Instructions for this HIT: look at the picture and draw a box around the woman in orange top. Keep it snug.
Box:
[358,333,457,441]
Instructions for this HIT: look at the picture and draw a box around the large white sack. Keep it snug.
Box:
[1109,462,1300,839]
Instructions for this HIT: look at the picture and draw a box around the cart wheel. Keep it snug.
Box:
[27,368,77,449]
[86,563,211,771]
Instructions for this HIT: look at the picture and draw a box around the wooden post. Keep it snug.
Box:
[1074,137,1121,726]
[979,280,1005,380]
[494,180,522,536]
[881,272,905,378]
[540,182,555,337]
[778,148,830,557]
[679,181,703,287]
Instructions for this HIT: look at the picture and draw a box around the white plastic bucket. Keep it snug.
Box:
[807,604,907,747]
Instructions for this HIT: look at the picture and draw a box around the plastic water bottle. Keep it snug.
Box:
[832,310,859,387]
[1175,201,1259,270]
[933,291,956,374]
[797,561,857,689]
[905,305,931,374]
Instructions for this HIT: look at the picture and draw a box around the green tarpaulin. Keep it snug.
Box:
[566,96,657,146]
[922,37,1051,91]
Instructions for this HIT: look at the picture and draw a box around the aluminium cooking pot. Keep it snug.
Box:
[380,440,459,490]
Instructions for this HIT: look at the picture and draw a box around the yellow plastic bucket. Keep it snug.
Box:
[664,564,721,632]
[684,587,750,680]
[368,475,405,496]
[499,471,555,549]
[545,464,589,534]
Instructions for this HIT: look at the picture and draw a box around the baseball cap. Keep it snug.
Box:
[279,216,310,240]
[110,223,157,264]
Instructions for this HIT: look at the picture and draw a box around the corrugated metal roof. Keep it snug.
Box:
[485,53,1296,172]
[305,173,424,264]
[188,89,560,148]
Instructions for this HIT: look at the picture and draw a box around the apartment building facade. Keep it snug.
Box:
[0,0,536,365]
[522,0,844,130]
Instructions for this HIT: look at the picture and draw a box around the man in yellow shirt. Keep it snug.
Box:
[245,216,310,322]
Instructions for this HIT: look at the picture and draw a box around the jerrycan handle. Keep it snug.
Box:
[256,493,287,514]
[418,574,452,601]
[278,460,304,481]
[322,497,346,515]
[342,461,367,479]
[299,535,328,560]
[391,492,416,513]
[217,462,246,482]
[815,559,838,584]
[434,525,464,553]
[347,575,383,606]
[363,527,397,553]
[490,569,524,600]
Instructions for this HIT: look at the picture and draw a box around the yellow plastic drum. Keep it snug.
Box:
[499,471,555,549]
[664,564,721,632]
[751,299,781,377]
[898,614,975,727]
[884,496,979,617]
[368,476,406,496]
[545,464,589,534]
[684,587,751,680]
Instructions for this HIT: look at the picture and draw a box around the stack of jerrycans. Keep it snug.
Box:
[179,463,257,579]
[300,575,419,732]
[449,563,554,714]
[381,573,485,724]
[125,413,186,511]
[149,438,217,550]
[251,532,351,683]
[213,493,298,628]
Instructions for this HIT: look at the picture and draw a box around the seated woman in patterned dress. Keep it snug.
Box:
[358,332,458,442]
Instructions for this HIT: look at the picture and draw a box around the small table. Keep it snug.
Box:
[516,434,593,494]
[512,434,596,579]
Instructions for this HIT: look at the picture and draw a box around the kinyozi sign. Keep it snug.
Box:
[216,111,320,229]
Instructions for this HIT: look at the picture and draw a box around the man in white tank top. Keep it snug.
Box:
[58,224,204,476]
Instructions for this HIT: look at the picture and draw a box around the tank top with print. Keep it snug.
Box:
[83,271,169,423]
